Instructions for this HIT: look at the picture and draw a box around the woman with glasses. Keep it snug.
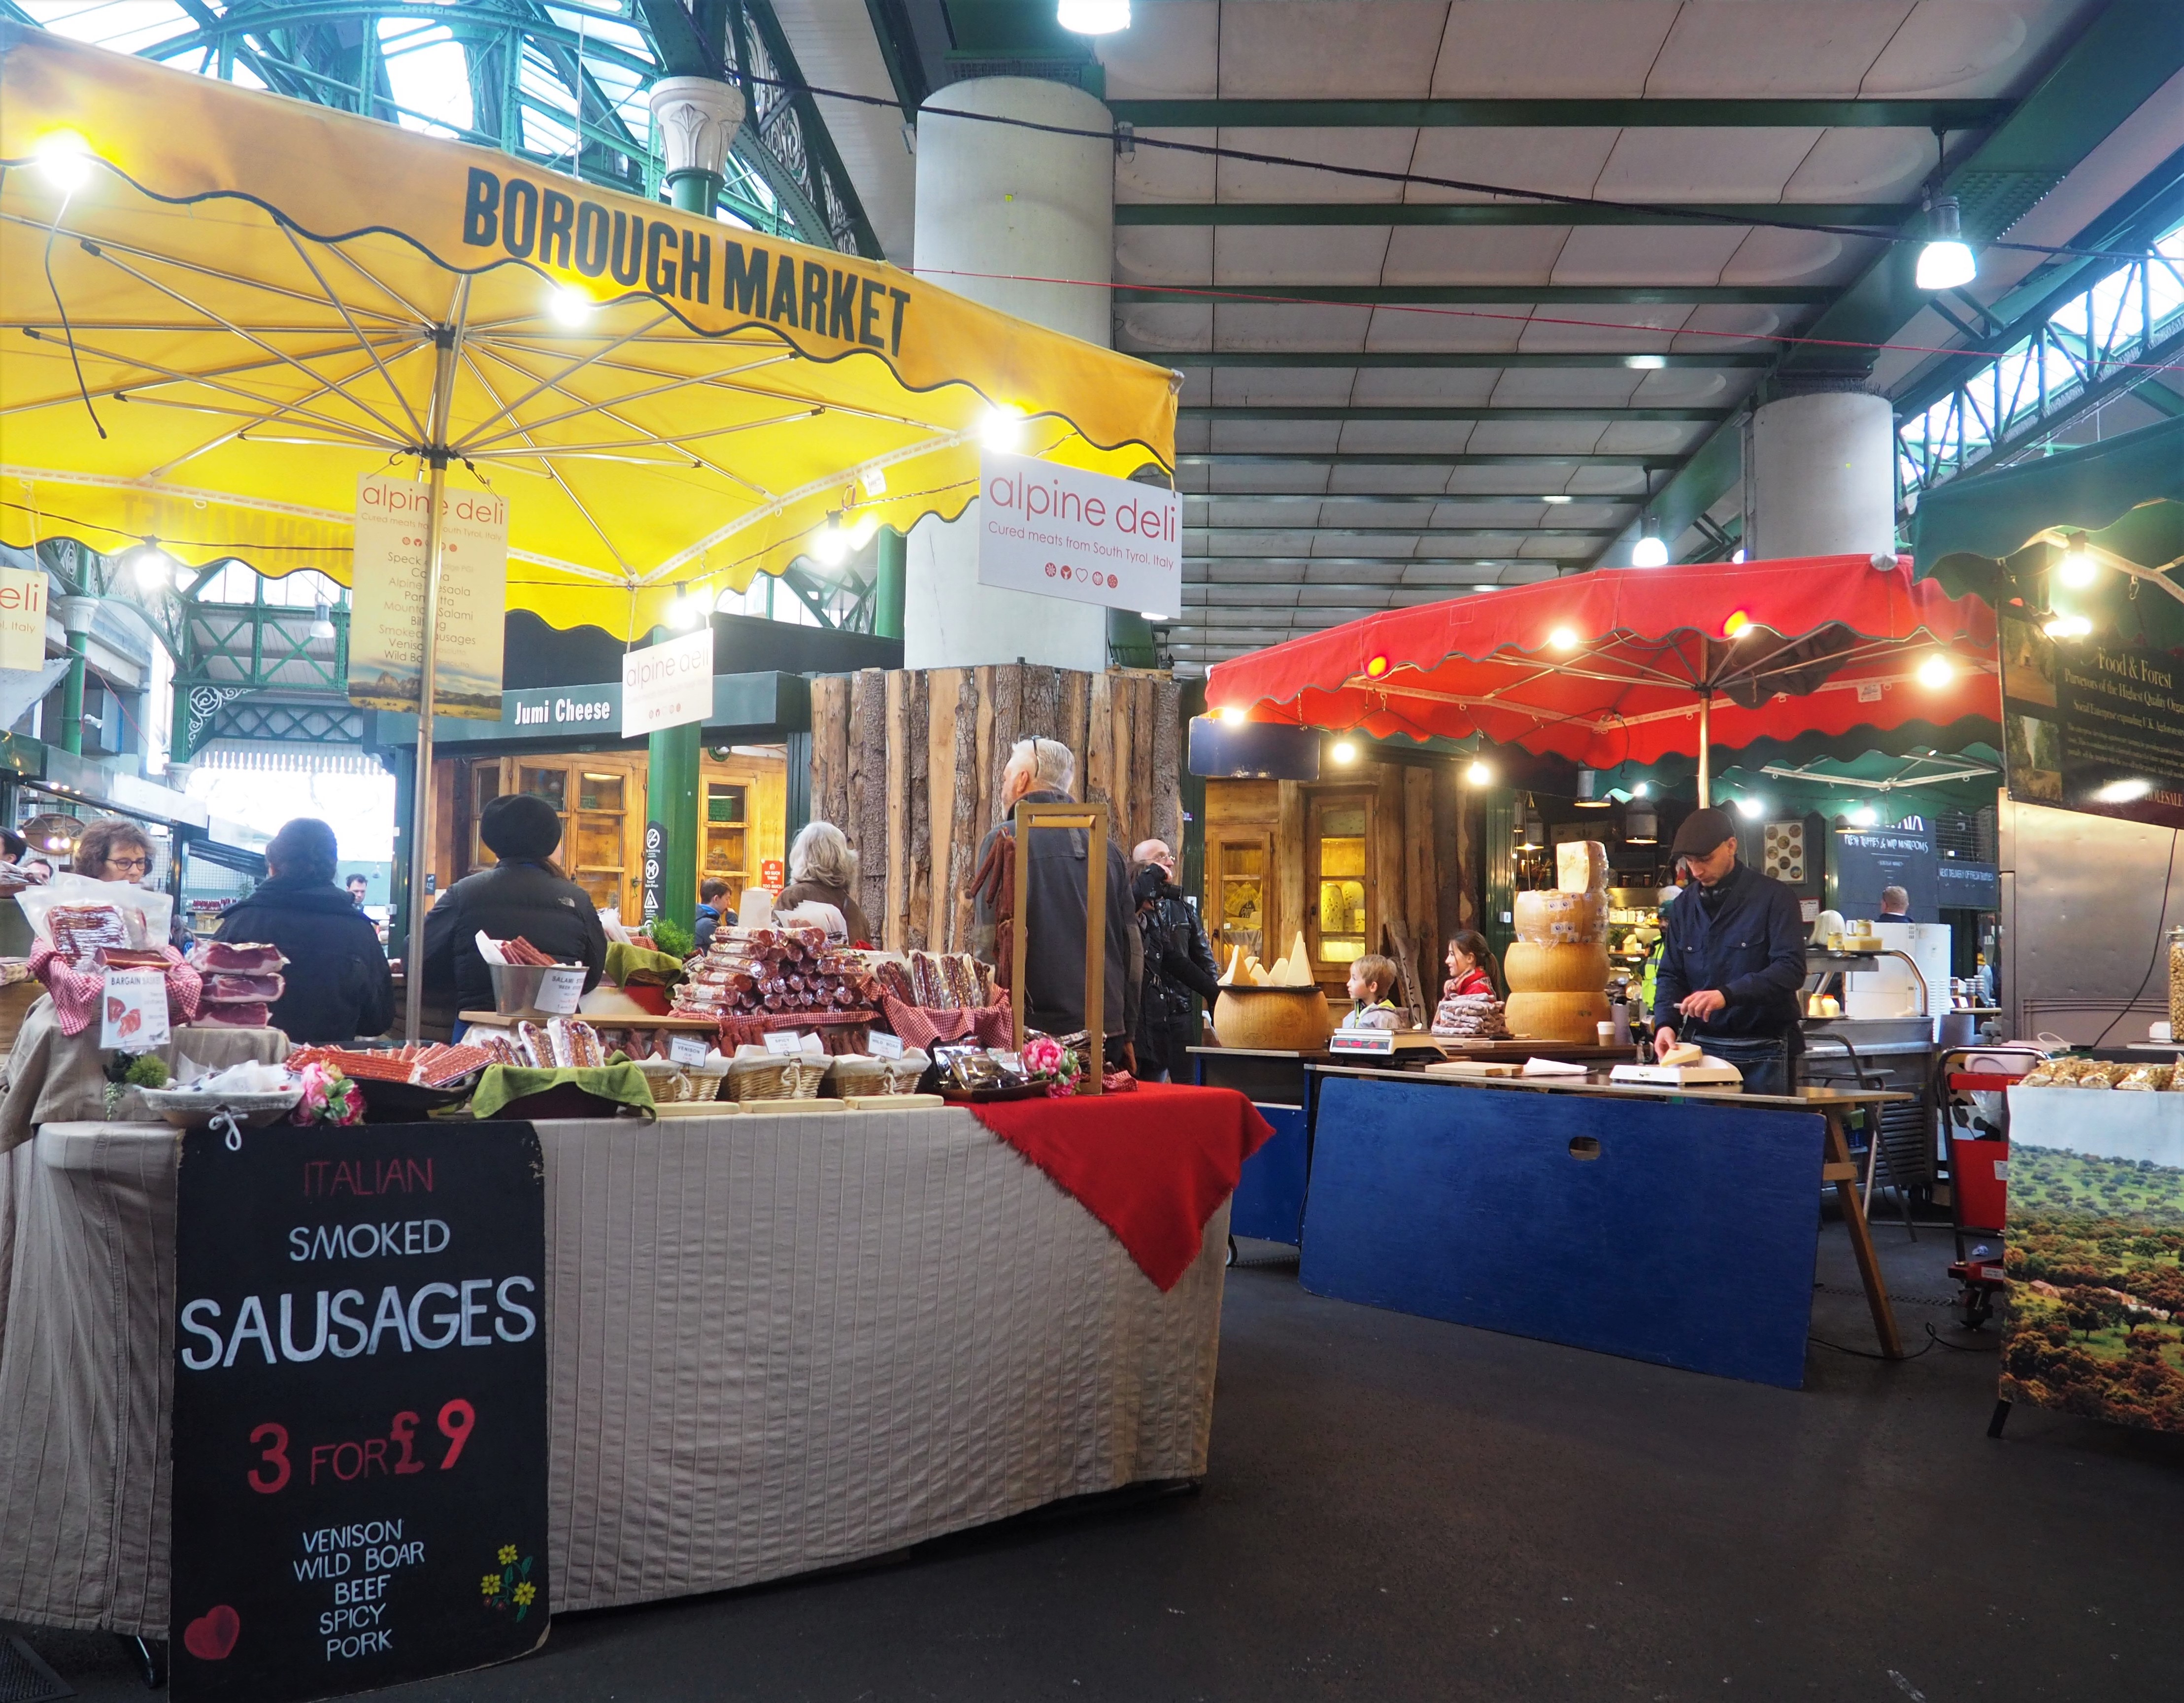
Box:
[72,818,156,884]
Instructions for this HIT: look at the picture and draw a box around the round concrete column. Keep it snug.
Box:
[1747,391,1898,562]
[906,77,1114,673]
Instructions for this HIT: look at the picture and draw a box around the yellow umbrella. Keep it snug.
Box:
[0,24,1177,1032]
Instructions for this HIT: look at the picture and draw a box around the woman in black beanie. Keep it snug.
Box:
[419,792,607,1014]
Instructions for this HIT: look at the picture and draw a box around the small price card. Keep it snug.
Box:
[102,968,171,1050]
[669,1034,709,1066]
[533,966,584,1015]
[869,1032,904,1060]
[763,1029,810,1056]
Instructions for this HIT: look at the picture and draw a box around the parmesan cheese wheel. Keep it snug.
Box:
[1512,888,1608,944]
[1503,941,1612,994]
[1505,990,1612,1043]
[1555,840,1610,894]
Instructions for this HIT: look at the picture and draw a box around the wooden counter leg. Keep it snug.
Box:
[1826,1111,1905,1359]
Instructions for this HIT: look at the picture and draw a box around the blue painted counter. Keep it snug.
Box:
[1299,1072,1827,1388]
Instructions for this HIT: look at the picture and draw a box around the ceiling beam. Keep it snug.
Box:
[1117,284,1824,307]
[1179,452,1678,467]
[1142,350,1775,370]
[1187,525,1617,536]
[1117,202,1900,228]
[1106,99,2009,129]
[1181,405,1727,423]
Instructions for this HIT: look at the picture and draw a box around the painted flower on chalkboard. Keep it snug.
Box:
[481,1543,539,1623]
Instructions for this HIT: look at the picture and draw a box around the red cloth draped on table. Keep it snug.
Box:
[966,1082,1274,1290]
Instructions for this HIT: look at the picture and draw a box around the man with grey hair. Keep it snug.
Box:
[1877,885,1912,922]
[971,736,1138,1062]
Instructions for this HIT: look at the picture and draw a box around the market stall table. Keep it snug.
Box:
[1297,1067,1913,1387]
[0,1095,1247,1636]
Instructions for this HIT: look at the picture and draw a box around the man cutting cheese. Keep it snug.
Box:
[1649,807,1808,1096]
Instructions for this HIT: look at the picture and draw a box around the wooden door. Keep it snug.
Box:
[1205,829,1274,971]
[1307,789,1377,990]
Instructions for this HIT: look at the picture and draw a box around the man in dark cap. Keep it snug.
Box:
[1650,806,1808,1095]
[420,792,607,1014]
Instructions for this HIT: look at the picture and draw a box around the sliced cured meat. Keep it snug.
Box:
[202,972,285,1002]
[192,940,288,973]
[195,1001,271,1028]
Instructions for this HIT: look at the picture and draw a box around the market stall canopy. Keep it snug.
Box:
[1203,555,1998,788]
[0,25,1178,637]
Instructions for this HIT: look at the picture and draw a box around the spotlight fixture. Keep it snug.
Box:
[1916,653,1954,689]
[810,517,851,567]
[2056,543,2097,587]
[1465,760,1494,787]
[1331,739,1358,765]
[307,598,336,641]
[548,285,594,328]
[1631,529,1669,568]
[1915,194,1977,291]
[1849,806,1878,828]
[35,131,91,194]
[130,541,176,591]
[1217,705,1247,726]
[1057,0,1130,33]
[1733,796,1765,820]
[979,405,1027,453]
[1624,803,1658,845]
[1573,769,1609,808]
[1547,626,1580,651]
[2042,612,2092,640]
[1632,782,1650,798]
[667,591,706,630]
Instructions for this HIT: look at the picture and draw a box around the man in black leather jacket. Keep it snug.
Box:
[1131,840,1221,1082]
[212,818,394,1043]
[421,793,607,1013]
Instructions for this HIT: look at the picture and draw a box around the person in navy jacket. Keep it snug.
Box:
[1650,807,1808,1095]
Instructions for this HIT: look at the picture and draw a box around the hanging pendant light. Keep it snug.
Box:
[1915,195,1977,291]
[1624,802,1658,845]
[1574,768,1609,809]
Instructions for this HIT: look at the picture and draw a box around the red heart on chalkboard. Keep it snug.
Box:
[183,1604,240,1661]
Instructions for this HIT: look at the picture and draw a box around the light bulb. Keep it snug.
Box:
[1465,761,1493,787]
[1915,196,1977,291]
[2043,612,2091,639]
[1916,653,1953,689]
[1632,533,1669,568]
[844,513,879,550]
[980,405,1027,453]
[668,592,705,629]
[1734,796,1765,820]
[548,285,594,328]
[1633,782,1650,798]
[1331,739,1357,765]
[1217,705,1247,726]
[1548,626,1580,651]
[1849,806,1878,828]
[1625,354,1667,371]
[1057,0,1130,34]
[36,132,91,194]
[307,599,336,640]
[2056,551,2096,587]
[130,543,176,591]
[811,522,850,567]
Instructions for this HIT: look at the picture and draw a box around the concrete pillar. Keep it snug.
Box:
[1746,391,1899,562]
[907,77,1113,673]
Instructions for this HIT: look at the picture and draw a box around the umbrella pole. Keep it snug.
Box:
[1697,694,1712,808]
[403,325,463,1043]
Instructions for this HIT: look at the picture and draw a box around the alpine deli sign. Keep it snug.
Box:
[976,451,1182,617]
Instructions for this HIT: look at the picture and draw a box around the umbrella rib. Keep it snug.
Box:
[454,366,809,454]
[458,349,635,578]
[279,224,431,445]
[460,411,830,460]
[0,333,426,426]
[448,310,678,453]
[4,329,408,446]
[0,209,410,324]
[314,236,443,335]
[76,246,418,445]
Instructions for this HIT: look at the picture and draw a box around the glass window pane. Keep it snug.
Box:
[518,767,567,811]
[578,772,623,813]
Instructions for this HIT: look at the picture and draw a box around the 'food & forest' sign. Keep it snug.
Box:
[170,1123,550,1701]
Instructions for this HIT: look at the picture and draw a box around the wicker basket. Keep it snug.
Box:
[830,1056,892,1097]
[725,1055,830,1102]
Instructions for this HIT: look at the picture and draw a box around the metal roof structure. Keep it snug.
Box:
[798,0,2184,674]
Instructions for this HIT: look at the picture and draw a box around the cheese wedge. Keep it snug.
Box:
[1659,1042,1703,1067]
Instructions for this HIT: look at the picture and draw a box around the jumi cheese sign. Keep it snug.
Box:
[460,166,912,354]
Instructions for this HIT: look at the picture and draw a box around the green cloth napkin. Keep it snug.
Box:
[605,942,687,987]
[469,1060,656,1120]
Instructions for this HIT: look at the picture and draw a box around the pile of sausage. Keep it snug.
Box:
[671,925,877,1020]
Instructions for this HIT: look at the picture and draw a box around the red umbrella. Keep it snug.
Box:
[1204,553,1998,805]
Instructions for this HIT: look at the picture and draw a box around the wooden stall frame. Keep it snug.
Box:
[1010,798,1109,1097]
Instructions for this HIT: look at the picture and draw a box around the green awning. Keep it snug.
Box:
[1911,416,2184,601]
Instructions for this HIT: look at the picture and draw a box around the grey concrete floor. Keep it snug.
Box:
[14,1219,2184,1702]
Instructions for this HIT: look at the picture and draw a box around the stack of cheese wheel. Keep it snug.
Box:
[1506,840,1612,1042]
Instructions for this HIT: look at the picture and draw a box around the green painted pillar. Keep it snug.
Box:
[666,171,721,217]
[645,719,703,934]
[875,528,907,639]
[389,749,415,961]
[56,596,98,756]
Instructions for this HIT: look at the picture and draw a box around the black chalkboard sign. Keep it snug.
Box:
[171,1123,549,1703]
[1830,821,1939,920]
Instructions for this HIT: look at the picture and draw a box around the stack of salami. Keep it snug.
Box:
[188,940,287,1028]
[671,925,878,1021]
[871,951,995,1013]
[459,1017,607,1069]
[1431,992,1511,1041]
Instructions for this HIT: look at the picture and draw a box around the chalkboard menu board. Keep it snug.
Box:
[172,1123,549,1702]
[1832,820,1938,920]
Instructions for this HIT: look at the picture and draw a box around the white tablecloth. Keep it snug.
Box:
[0,1109,1228,1635]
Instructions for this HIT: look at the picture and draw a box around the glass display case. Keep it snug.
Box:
[1207,830,1271,964]
[1308,792,1375,980]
